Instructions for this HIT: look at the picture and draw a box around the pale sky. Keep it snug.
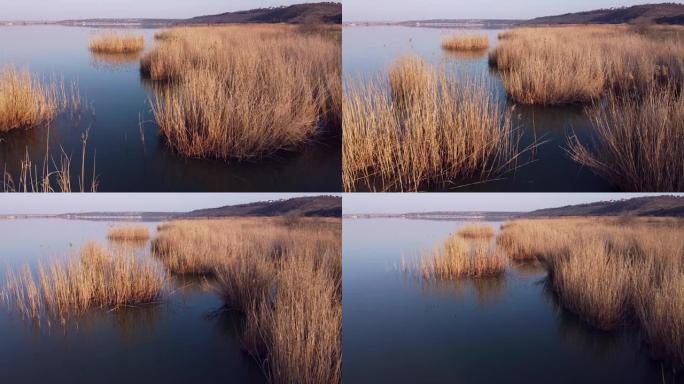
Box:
[0,0,322,21]
[343,0,674,22]
[343,193,682,214]
[0,193,339,214]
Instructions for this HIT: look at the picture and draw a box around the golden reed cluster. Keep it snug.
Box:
[141,24,341,161]
[489,25,684,105]
[0,67,70,133]
[343,56,522,192]
[89,32,145,54]
[441,34,489,51]
[489,25,684,191]
[1,241,165,327]
[403,224,506,280]
[497,217,684,364]
[153,218,342,384]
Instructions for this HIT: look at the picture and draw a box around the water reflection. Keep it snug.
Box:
[90,51,143,70]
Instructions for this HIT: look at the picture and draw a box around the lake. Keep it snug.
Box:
[343,26,614,192]
[342,218,681,383]
[0,26,341,192]
[0,218,264,384]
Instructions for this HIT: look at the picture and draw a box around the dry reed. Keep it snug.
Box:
[496,217,684,363]
[568,86,684,192]
[442,34,489,51]
[490,25,684,104]
[457,224,495,238]
[142,25,341,160]
[153,217,341,383]
[89,32,145,54]
[1,241,165,326]
[418,233,506,280]
[0,67,66,132]
[343,55,522,192]
[107,225,150,242]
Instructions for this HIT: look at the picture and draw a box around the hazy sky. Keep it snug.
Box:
[343,0,669,22]
[0,0,319,21]
[343,193,682,214]
[0,193,338,214]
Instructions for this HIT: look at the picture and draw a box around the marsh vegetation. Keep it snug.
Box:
[344,24,683,192]
[441,34,489,51]
[1,25,341,192]
[151,217,342,383]
[1,216,340,383]
[497,217,684,364]
[89,32,145,54]
[490,25,684,191]
[344,216,683,382]
[343,56,523,192]
[142,24,341,161]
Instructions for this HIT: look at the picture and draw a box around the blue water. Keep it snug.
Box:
[0,218,264,384]
[343,218,678,383]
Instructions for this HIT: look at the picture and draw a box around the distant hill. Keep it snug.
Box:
[0,196,341,221]
[182,196,341,218]
[524,3,684,25]
[182,2,341,25]
[524,196,684,217]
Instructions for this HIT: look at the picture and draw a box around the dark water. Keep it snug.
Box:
[343,26,614,192]
[0,26,341,192]
[342,218,680,383]
[0,219,264,384]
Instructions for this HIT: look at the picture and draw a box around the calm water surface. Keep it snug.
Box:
[0,219,264,384]
[343,26,614,192]
[343,218,681,383]
[0,26,341,192]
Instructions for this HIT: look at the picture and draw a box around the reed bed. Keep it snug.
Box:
[89,32,145,54]
[343,55,522,192]
[568,86,684,192]
[496,217,684,363]
[412,233,506,280]
[107,225,150,242]
[153,217,341,383]
[0,67,68,132]
[142,25,341,160]
[441,34,489,51]
[457,224,495,238]
[489,25,684,105]
[1,241,165,326]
